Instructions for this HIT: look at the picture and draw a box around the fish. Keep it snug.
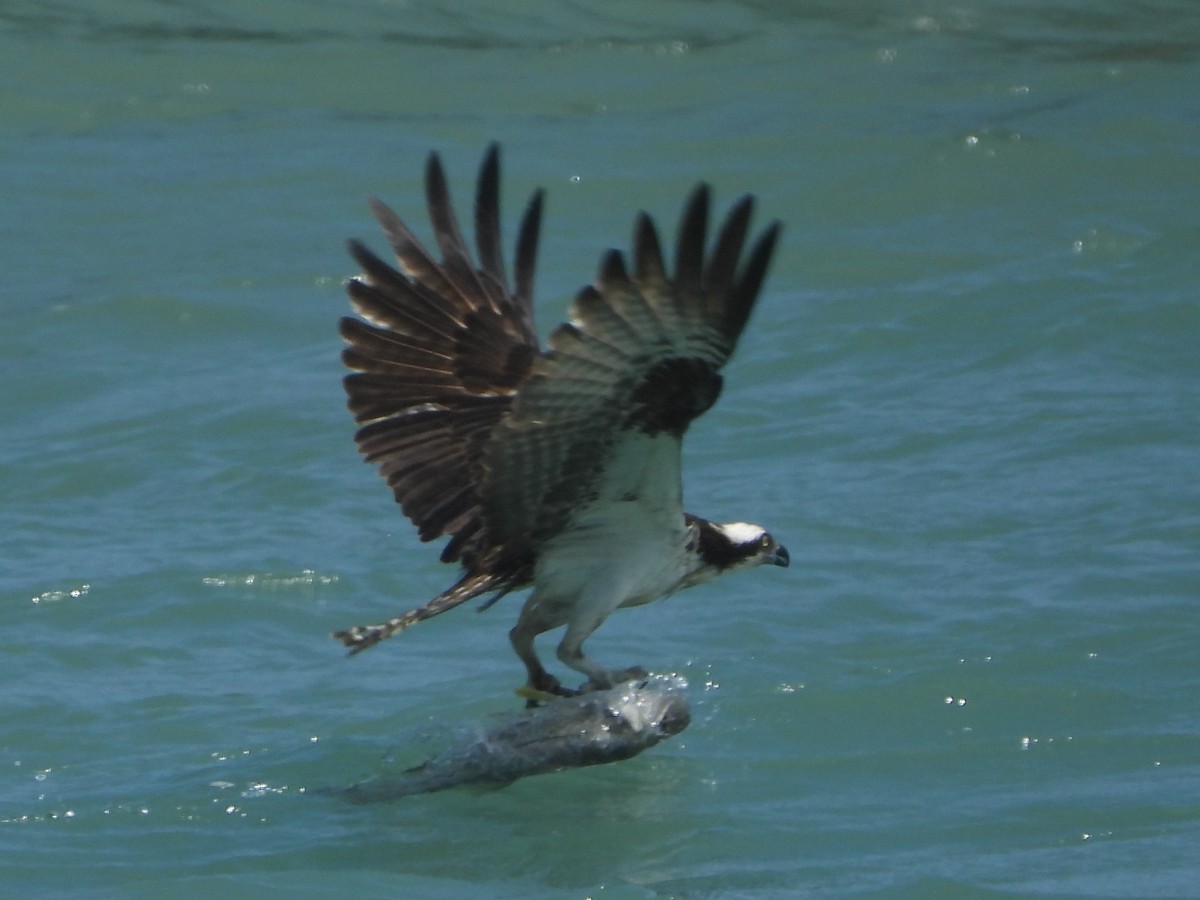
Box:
[340,676,690,801]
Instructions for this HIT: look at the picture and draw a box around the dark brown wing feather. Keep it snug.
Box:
[480,184,781,548]
[341,143,543,567]
[335,148,779,655]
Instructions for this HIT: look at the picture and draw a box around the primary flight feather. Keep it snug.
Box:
[333,144,788,698]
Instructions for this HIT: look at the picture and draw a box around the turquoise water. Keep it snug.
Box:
[4,1,1199,896]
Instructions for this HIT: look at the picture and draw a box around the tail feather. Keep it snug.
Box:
[332,570,520,655]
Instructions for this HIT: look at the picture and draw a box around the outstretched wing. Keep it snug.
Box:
[340,144,544,565]
[480,186,781,549]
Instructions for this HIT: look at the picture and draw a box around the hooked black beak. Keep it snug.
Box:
[771,544,790,568]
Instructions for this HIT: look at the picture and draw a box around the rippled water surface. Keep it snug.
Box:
[3,1,1199,896]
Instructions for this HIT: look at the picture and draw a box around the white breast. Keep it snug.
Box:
[533,431,691,616]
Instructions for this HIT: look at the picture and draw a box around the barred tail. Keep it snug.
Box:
[332,570,519,655]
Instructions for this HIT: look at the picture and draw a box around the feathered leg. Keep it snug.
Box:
[555,617,648,691]
[509,595,577,704]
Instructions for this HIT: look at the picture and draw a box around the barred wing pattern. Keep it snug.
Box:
[340,144,543,566]
[481,186,780,550]
[334,146,779,654]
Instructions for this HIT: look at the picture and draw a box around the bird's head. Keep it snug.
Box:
[711,521,790,570]
[684,518,789,587]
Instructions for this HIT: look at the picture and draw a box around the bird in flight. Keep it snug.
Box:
[332,144,788,701]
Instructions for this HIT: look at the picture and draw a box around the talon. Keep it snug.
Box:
[516,685,565,706]
[516,672,579,707]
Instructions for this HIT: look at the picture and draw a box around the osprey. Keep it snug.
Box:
[333,144,788,699]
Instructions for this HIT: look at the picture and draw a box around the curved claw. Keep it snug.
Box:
[516,685,569,705]
[517,672,580,707]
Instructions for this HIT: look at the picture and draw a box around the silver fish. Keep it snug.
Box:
[342,676,690,802]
